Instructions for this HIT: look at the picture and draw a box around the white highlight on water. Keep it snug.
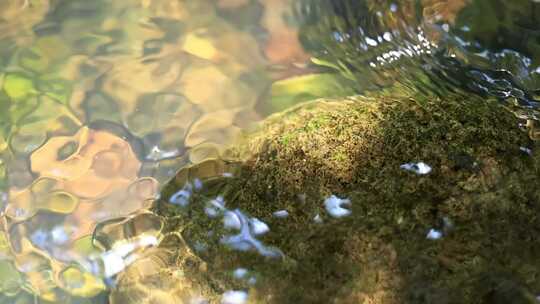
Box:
[520,146,532,155]
[250,218,270,235]
[221,290,248,304]
[233,268,248,279]
[426,229,443,240]
[224,211,242,230]
[79,235,159,278]
[169,182,193,206]
[324,195,352,218]
[272,210,289,218]
[221,209,283,258]
[205,196,226,218]
[400,162,432,175]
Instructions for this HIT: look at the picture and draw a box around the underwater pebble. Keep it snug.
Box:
[400,162,432,175]
[221,290,248,304]
[426,229,443,240]
[272,210,289,218]
[324,195,352,218]
[313,214,323,223]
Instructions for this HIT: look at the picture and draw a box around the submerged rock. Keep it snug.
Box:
[147,86,540,304]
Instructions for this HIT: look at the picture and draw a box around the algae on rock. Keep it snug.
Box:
[150,85,540,304]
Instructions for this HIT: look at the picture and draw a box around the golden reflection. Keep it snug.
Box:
[29,127,140,198]
[5,126,158,300]
[0,0,311,302]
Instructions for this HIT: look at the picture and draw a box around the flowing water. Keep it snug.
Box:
[0,0,540,303]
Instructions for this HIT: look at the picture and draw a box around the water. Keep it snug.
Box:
[0,0,540,303]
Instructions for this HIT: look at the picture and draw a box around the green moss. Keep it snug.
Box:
[154,87,540,304]
[279,132,296,147]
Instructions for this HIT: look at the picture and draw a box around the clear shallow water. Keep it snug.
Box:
[0,0,540,303]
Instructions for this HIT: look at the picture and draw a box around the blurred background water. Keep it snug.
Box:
[0,0,539,303]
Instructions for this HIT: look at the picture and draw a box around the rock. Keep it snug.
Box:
[154,85,540,303]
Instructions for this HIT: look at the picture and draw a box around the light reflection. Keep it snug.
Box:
[249,218,270,236]
[205,195,226,218]
[426,229,443,240]
[520,146,533,155]
[324,195,352,218]
[272,210,289,218]
[233,268,248,279]
[174,183,284,258]
[400,162,432,175]
[220,209,282,258]
[169,184,193,207]
[78,234,159,279]
[221,290,248,304]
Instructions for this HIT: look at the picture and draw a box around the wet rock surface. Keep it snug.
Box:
[153,85,540,304]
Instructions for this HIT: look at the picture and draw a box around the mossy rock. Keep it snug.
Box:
[150,87,540,304]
